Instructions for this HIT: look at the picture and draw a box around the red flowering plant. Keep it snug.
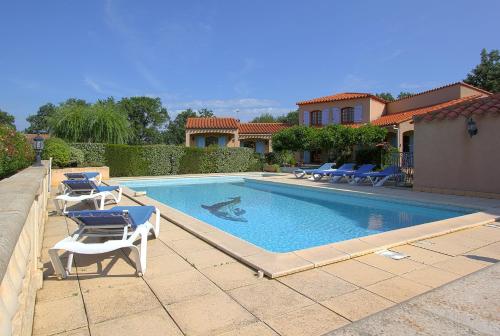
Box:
[0,125,34,178]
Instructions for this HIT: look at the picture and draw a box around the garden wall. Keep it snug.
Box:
[0,163,49,336]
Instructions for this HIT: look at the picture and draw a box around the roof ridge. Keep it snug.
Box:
[389,82,491,103]
[387,95,481,115]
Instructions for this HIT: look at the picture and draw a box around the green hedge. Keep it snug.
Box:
[70,143,106,166]
[42,138,71,168]
[106,144,186,177]
[0,125,34,178]
[106,144,261,177]
[179,147,259,174]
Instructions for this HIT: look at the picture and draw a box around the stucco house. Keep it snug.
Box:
[185,117,287,153]
[297,82,491,163]
[413,92,500,198]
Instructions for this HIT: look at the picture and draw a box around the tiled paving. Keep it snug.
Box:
[33,180,500,336]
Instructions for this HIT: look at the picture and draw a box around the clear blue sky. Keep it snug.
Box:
[1,0,499,130]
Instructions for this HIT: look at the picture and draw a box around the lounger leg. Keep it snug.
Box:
[66,252,74,275]
[53,199,62,215]
[129,246,143,276]
[49,249,68,279]
[374,175,391,187]
[330,176,341,183]
[139,232,148,274]
[99,194,106,210]
[153,209,161,238]
[116,188,123,203]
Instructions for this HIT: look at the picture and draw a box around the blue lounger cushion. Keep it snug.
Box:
[362,165,399,177]
[63,180,119,192]
[95,185,120,192]
[67,206,155,229]
[64,172,100,180]
[312,163,355,175]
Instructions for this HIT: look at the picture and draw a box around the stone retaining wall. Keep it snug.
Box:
[0,163,49,336]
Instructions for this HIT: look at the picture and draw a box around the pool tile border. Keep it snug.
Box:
[112,179,500,278]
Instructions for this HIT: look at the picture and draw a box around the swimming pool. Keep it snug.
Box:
[123,177,471,253]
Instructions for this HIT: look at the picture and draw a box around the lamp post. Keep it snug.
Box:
[32,132,45,166]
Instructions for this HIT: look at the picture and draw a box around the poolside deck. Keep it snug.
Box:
[33,176,500,336]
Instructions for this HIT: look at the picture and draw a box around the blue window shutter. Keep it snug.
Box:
[303,151,311,163]
[195,136,205,148]
[256,141,265,154]
[354,105,363,122]
[218,136,227,147]
[322,109,329,125]
[303,111,309,126]
[332,108,341,124]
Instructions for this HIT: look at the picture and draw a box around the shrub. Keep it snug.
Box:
[106,144,186,177]
[0,125,34,178]
[179,147,259,174]
[355,146,382,168]
[69,146,85,167]
[70,143,107,166]
[265,150,295,166]
[42,138,71,167]
[106,145,261,177]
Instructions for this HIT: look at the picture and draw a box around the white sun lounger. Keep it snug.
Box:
[55,180,122,214]
[49,206,160,278]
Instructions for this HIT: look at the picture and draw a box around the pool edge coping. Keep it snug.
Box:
[108,178,500,278]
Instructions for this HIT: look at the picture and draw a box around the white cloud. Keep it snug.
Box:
[167,98,293,121]
[84,76,105,94]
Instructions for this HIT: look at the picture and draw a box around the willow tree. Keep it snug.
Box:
[88,98,130,143]
[49,98,130,143]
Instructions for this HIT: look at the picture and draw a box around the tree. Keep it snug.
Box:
[47,99,90,142]
[464,48,500,93]
[88,98,131,143]
[272,125,317,152]
[251,113,276,123]
[397,92,414,99]
[117,96,169,144]
[0,109,15,128]
[25,103,56,133]
[164,109,197,145]
[277,110,299,125]
[48,98,130,143]
[375,92,395,102]
[197,108,214,118]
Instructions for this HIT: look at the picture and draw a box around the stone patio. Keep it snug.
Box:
[33,178,500,336]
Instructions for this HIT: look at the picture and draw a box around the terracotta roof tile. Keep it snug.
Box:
[414,93,500,123]
[371,95,481,126]
[186,117,239,129]
[238,123,288,134]
[297,92,387,105]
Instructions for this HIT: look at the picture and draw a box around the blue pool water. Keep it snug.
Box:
[123,177,471,252]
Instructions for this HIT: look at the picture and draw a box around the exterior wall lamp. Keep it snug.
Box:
[467,117,478,138]
[32,132,45,166]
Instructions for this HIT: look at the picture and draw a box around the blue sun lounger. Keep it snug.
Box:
[357,165,401,186]
[49,206,160,278]
[64,171,101,183]
[294,162,335,178]
[310,163,356,181]
[330,164,375,183]
[55,179,122,213]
